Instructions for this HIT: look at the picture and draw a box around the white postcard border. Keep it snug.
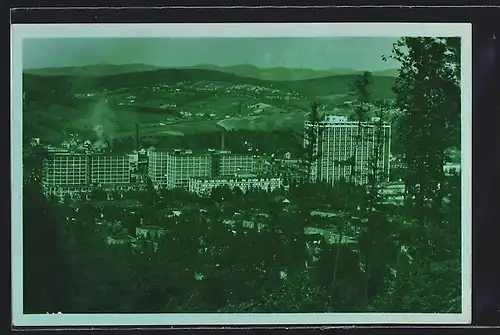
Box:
[11,22,472,327]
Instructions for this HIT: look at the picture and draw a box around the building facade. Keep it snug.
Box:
[304,116,391,186]
[42,152,132,197]
[136,226,168,240]
[148,149,212,189]
[148,149,258,189]
[379,181,406,205]
[188,174,283,195]
[216,153,255,176]
[276,158,305,184]
[42,153,90,196]
[147,150,170,186]
[90,155,131,185]
[165,150,212,189]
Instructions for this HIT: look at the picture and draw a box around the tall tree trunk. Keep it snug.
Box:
[364,256,370,305]
[330,119,362,296]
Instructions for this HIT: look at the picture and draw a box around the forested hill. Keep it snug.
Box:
[23,68,397,101]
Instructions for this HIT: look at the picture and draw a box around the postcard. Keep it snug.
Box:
[11,22,472,327]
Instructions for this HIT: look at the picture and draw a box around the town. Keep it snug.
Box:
[28,107,403,248]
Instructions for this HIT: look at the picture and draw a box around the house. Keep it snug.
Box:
[106,235,136,246]
[310,210,344,218]
[304,227,356,245]
[131,238,159,252]
[136,226,168,240]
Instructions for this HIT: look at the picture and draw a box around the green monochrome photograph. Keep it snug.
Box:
[11,23,472,326]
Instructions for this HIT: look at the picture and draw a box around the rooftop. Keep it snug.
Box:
[108,235,136,241]
[305,116,390,127]
[92,199,142,208]
[190,174,282,181]
[46,151,132,158]
[150,149,256,157]
[137,225,168,231]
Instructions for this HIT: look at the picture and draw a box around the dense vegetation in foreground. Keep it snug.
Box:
[23,173,461,314]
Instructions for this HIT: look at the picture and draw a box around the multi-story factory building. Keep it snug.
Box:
[90,155,131,185]
[42,152,134,197]
[42,153,90,196]
[166,150,212,189]
[211,151,255,177]
[147,150,169,186]
[148,149,212,189]
[304,115,391,186]
[148,149,259,190]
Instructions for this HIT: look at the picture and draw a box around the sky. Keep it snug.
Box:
[23,37,401,71]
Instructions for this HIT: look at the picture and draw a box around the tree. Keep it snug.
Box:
[330,71,373,294]
[378,36,462,312]
[302,101,325,184]
[23,178,75,313]
[387,37,460,227]
[90,187,107,202]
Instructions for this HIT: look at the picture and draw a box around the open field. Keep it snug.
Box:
[217,112,308,132]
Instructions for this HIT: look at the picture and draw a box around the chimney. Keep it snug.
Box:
[312,101,318,121]
[134,123,139,150]
[221,131,225,151]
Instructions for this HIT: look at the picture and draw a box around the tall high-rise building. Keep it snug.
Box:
[304,116,391,185]
[90,155,131,185]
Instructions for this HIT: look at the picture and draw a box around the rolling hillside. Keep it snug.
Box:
[24,63,400,81]
[186,64,399,81]
[23,68,396,101]
[23,63,164,77]
[22,66,397,142]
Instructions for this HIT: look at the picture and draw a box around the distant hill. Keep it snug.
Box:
[22,67,396,142]
[23,67,396,101]
[23,63,164,77]
[24,63,400,80]
[183,64,399,81]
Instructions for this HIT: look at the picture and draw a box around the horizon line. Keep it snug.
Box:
[22,62,401,72]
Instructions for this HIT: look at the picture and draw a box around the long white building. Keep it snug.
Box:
[188,173,283,195]
[304,115,391,185]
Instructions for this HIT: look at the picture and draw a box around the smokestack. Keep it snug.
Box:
[221,131,225,151]
[312,101,318,120]
[134,123,139,151]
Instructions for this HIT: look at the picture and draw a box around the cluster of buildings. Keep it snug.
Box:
[41,147,283,198]
[147,148,283,195]
[39,108,399,199]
